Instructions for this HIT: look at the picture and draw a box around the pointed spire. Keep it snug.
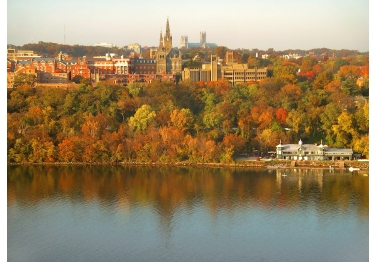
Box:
[166,17,170,34]
[159,29,163,48]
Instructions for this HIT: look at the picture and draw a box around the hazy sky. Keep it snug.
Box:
[7,0,370,52]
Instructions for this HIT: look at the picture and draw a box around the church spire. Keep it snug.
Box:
[166,17,170,35]
[164,18,172,51]
[159,29,163,48]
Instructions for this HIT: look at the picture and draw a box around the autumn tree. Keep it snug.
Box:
[312,71,333,90]
[13,73,37,88]
[222,134,247,156]
[169,108,194,131]
[129,104,156,132]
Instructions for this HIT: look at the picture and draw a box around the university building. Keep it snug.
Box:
[155,18,182,75]
[180,32,217,49]
[182,51,268,85]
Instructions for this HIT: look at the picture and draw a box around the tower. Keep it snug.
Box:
[180,36,188,49]
[210,55,218,81]
[226,51,234,64]
[164,18,172,52]
[200,31,206,44]
[159,30,164,49]
[156,18,182,75]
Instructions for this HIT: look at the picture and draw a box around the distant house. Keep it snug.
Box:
[276,139,353,161]
[95,43,114,48]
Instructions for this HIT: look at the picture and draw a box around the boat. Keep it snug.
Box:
[329,166,334,171]
[349,167,360,172]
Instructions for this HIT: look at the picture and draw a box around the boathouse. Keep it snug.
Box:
[275,139,353,161]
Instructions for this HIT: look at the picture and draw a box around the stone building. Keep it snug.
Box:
[155,18,182,74]
[182,52,267,85]
[180,32,217,49]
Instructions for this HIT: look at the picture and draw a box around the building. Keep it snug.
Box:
[94,43,114,48]
[180,32,217,49]
[275,139,354,161]
[155,18,182,74]
[113,56,131,75]
[182,52,268,85]
[7,49,41,60]
[126,43,141,54]
[130,58,156,74]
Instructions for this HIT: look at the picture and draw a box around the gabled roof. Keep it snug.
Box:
[16,60,31,66]
[280,144,322,152]
[32,57,55,63]
[167,48,180,58]
[59,58,78,65]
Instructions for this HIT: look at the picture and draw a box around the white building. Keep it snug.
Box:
[275,139,353,161]
[94,43,114,48]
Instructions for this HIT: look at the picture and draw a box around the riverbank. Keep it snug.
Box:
[7,158,369,170]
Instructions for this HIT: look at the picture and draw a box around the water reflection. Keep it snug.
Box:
[7,165,369,262]
[8,165,369,219]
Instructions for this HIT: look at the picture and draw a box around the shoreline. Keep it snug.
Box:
[7,159,369,170]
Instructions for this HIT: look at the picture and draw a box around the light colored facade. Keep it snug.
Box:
[113,57,131,75]
[275,139,353,161]
[182,52,267,85]
[94,43,114,48]
[7,49,41,60]
[221,64,267,85]
[126,43,141,54]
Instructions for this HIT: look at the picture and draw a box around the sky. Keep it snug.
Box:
[7,0,370,52]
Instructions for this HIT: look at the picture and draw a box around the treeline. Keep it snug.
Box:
[7,42,367,60]
[8,42,131,58]
[7,55,369,164]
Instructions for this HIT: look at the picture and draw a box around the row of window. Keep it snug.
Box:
[135,66,155,69]
[134,60,156,63]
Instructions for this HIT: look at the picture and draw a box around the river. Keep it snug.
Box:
[7,165,369,262]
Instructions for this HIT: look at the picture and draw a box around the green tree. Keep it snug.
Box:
[13,73,37,88]
[129,104,156,132]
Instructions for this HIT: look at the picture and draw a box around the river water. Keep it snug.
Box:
[7,165,369,262]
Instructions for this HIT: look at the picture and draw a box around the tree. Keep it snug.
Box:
[169,108,194,131]
[222,134,247,156]
[332,111,356,147]
[338,65,361,80]
[352,134,369,159]
[13,73,37,88]
[71,75,84,84]
[342,78,359,95]
[256,129,276,153]
[203,110,224,129]
[272,60,299,84]
[129,104,156,132]
[300,57,316,72]
[214,46,228,59]
[312,71,333,90]
[285,109,306,135]
[58,138,76,162]
[275,108,289,125]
